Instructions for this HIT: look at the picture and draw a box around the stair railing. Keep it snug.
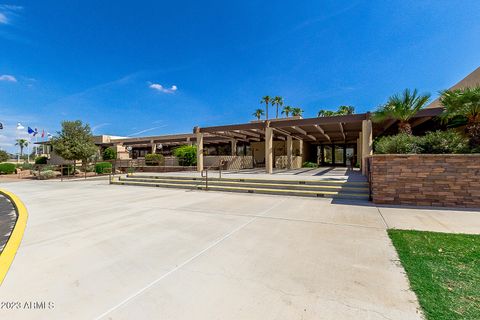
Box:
[201,160,224,190]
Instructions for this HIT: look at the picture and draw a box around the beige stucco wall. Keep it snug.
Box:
[251,140,305,166]
[204,156,253,170]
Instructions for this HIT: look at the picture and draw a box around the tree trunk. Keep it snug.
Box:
[398,121,412,135]
[467,121,480,149]
[276,105,279,118]
[265,103,268,120]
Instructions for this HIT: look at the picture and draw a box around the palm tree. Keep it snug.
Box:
[292,107,304,117]
[372,88,430,135]
[260,96,271,120]
[15,139,28,162]
[317,109,336,117]
[252,108,265,120]
[440,86,480,149]
[282,105,293,117]
[337,105,355,115]
[272,96,283,118]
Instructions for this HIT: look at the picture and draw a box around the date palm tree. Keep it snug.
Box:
[282,105,293,117]
[317,109,336,117]
[292,107,304,117]
[372,88,430,135]
[260,96,271,120]
[272,96,283,118]
[337,105,355,115]
[440,86,480,149]
[15,139,28,161]
[252,108,265,120]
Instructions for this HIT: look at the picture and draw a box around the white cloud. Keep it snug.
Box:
[149,83,178,93]
[0,12,7,24]
[0,74,17,82]
[0,5,23,25]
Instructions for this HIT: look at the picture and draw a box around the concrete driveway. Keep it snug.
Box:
[1,179,479,319]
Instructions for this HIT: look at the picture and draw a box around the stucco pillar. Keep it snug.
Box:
[151,141,156,154]
[196,131,204,172]
[357,134,362,170]
[299,139,304,163]
[231,139,237,156]
[286,135,293,169]
[265,127,273,174]
[361,120,373,175]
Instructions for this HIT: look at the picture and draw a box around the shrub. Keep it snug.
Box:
[35,156,48,164]
[20,162,34,170]
[95,162,112,174]
[374,133,422,154]
[418,130,470,154]
[0,162,16,174]
[61,164,74,175]
[37,170,61,180]
[0,150,9,162]
[173,145,197,166]
[145,153,165,166]
[302,161,318,168]
[102,147,117,161]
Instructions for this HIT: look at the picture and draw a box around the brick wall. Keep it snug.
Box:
[370,154,480,208]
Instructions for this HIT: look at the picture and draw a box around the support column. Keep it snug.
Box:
[196,130,204,172]
[361,120,373,175]
[286,135,293,169]
[265,127,273,174]
[150,140,156,154]
[231,139,237,156]
[357,134,362,170]
[299,139,304,163]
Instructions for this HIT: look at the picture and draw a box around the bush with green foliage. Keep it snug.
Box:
[20,162,34,170]
[95,162,112,174]
[145,153,165,166]
[302,161,318,168]
[418,130,470,154]
[0,162,16,174]
[374,133,422,154]
[0,150,9,162]
[102,147,117,160]
[35,156,48,164]
[37,170,61,180]
[173,145,197,166]
[61,164,75,175]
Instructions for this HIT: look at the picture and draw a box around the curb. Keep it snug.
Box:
[0,189,28,285]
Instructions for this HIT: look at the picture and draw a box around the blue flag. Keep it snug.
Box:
[28,127,34,134]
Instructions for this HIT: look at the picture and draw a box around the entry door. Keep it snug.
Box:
[322,145,333,165]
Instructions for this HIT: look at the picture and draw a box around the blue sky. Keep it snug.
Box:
[0,1,479,152]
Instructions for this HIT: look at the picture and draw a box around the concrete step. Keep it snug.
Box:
[119,176,368,193]
[111,177,370,200]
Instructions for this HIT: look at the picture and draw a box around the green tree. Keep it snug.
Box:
[102,147,117,160]
[292,107,304,117]
[337,105,355,115]
[372,89,430,135]
[252,108,265,120]
[260,96,271,120]
[317,110,336,117]
[15,139,28,161]
[272,96,283,118]
[282,105,293,117]
[173,145,197,166]
[0,150,9,162]
[440,86,480,149]
[50,120,98,172]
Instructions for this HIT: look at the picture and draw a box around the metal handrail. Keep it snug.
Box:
[201,160,224,190]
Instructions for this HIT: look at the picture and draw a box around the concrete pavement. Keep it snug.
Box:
[0,179,479,319]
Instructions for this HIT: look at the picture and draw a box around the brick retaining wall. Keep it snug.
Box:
[370,154,480,208]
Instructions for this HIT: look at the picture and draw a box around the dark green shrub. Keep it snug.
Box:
[418,130,470,154]
[95,162,112,174]
[173,145,197,166]
[0,150,9,162]
[0,163,16,174]
[374,133,422,154]
[20,162,34,170]
[302,161,318,168]
[35,156,48,164]
[145,153,165,166]
[61,164,74,175]
[102,147,117,160]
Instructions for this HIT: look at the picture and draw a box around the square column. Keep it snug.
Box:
[196,132,204,172]
[357,133,362,170]
[265,127,273,174]
[231,139,237,156]
[286,135,293,169]
[151,141,156,154]
[361,120,373,175]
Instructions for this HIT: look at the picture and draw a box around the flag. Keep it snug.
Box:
[41,129,45,138]
[33,128,38,136]
[0,123,3,130]
[28,127,34,134]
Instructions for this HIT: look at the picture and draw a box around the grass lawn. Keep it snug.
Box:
[388,230,480,320]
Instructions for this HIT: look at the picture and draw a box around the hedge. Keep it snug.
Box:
[95,162,112,174]
[35,156,48,164]
[145,153,164,166]
[0,163,16,174]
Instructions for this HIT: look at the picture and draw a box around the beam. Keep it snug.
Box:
[199,122,265,133]
[269,113,368,128]
[235,130,261,139]
[339,123,346,142]
[313,125,331,142]
[292,126,307,135]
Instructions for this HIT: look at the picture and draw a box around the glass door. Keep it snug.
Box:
[322,145,333,165]
[334,145,344,165]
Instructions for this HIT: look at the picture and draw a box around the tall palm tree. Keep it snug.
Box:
[15,139,28,161]
[372,88,430,135]
[252,108,265,120]
[282,105,293,117]
[317,109,336,117]
[337,105,355,115]
[272,96,283,118]
[292,107,304,117]
[260,96,271,120]
[440,86,480,149]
